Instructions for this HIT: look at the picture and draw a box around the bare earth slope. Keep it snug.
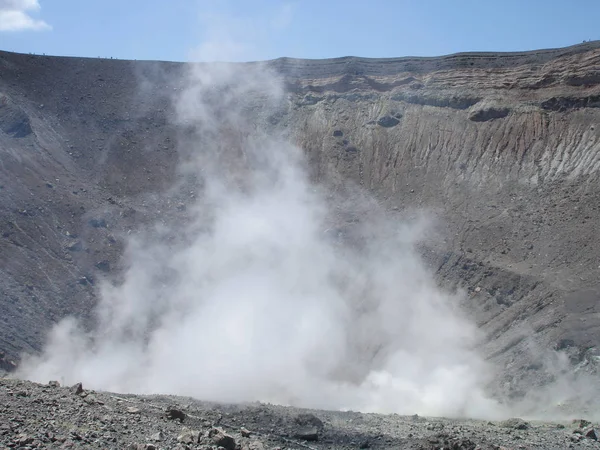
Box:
[1,42,600,399]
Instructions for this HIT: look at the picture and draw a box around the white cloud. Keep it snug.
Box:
[0,0,51,32]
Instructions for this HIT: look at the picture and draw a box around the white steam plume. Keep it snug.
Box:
[18,50,506,420]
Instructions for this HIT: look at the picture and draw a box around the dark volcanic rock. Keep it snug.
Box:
[293,413,324,441]
[71,382,84,395]
[377,115,401,127]
[0,352,16,372]
[206,427,236,450]
[0,95,32,138]
[166,406,186,422]
[586,428,599,440]
[468,106,510,122]
[500,417,530,430]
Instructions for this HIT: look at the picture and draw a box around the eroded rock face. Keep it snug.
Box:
[0,94,32,138]
[468,106,510,122]
[1,42,600,399]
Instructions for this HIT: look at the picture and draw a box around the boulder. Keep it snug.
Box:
[205,427,236,450]
[177,429,200,445]
[71,382,84,395]
[500,418,530,430]
[166,406,186,422]
[377,115,401,128]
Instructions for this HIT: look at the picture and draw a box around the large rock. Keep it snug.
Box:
[166,406,186,422]
[500,418,530,430]
[205,427,236,450]
[177,429,200,445]
[293,413,324,441]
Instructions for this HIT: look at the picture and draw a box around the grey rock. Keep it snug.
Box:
[247,441,265,450]
[84,394,98,404]
[88,218,107,228]
[376,115,401,128]
[293,413,323,441]
[295,413,324,430]
[150,431,164,441]
[585,428,599,440]
[0,95,32,138]
[500,418,530,430]
[166,406,186,422]
[206,427,236,450]
[71,382,83,395]
[16,433,33,445]
[66,240,83,252]
[573,419,592,429]
[468,106,510,122]
[178,428,200,444]
[95,260,111,272]
[294,426,319,441]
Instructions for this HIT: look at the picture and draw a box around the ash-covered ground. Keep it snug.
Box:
[1,377,598,450]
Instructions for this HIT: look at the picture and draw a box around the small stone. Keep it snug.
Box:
[126,406,141,414]
[84,394,98,405]
[16,433,33,445]
[359,440,370,448]
[150,431,164,442]
[88,218,107,228]
[48,380,61,387]
[71,382,84,395]
[127,444,146,450]
[240,427,251,438]
[248,441,265,450]
[67,241,83,252]
[95,260,111,272]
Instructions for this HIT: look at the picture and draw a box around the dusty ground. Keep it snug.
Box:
[1,377,599,450]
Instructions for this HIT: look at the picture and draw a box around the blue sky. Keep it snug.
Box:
[1,0,599,62]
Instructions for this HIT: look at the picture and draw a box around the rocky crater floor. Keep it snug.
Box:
[1,377,600,450]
